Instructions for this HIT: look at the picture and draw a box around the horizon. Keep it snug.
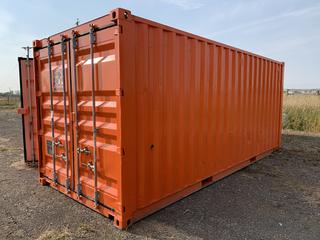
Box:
[1,88,319,94]
[0,0,319,91]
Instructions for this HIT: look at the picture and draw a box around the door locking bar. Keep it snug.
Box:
[67,39,74,192]
[89,24,99,208]
[61,35,70,192]
[47,39,58,184]
[72,31,82,197]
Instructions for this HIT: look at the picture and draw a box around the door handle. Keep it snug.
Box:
[81,161,95,172]
[56,153,67,162]
[77,146,90,155]
[54,140,63,147]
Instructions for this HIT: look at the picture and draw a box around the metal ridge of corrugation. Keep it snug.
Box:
[133,15,284,65]
[21,7,284,229]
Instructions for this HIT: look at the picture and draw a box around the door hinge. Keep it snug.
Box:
[121,148,125,156]
[115,88,124,96]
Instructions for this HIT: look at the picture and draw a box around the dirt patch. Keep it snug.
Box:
[0,137,10,143]
[297,185,320,208]
[37,224,108,240]
[0,146,21,153]
[10,160,31,171]
[244,162,283,178]
[75,224,97,238]
[0,109,320,240]
[37,228,72,240]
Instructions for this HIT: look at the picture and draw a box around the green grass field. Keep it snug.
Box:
[283,94,320,133]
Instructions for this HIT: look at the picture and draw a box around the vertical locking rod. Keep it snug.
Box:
[47,40,57,184]
[72,31,81,197]
[89,25,98,207]
[67,39,74,191]
[61,36,70,191]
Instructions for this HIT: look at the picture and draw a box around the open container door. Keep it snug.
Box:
[17,56,39,166]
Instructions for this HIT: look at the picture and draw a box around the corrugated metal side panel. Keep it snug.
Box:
[127,17,284,210]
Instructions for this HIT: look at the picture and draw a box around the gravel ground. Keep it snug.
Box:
[0,108,319,240]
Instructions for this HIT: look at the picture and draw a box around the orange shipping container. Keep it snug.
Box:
[27,8,284,229]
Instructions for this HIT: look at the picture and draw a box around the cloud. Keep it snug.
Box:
[0,8,15,38]
[160,0,204,10]
[0,5,37,92]
[265,35,320,55]
[212,4,320,36]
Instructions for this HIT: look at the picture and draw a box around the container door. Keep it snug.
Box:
[40,38,73,191]
[17,57,38,165]
[71,26,121,209]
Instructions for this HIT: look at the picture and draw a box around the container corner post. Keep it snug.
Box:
[109,8,132,21]
[33,40,41,49]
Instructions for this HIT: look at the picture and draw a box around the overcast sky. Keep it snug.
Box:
[0,0,319,92]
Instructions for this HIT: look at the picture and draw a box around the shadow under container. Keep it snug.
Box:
[30,8,284,229]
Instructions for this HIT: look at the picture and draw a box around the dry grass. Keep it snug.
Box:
[37,228,71,240]
[36,224,97,240]
[1,94,319,132]
[283,94,320,133]
[0,96,20,109]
